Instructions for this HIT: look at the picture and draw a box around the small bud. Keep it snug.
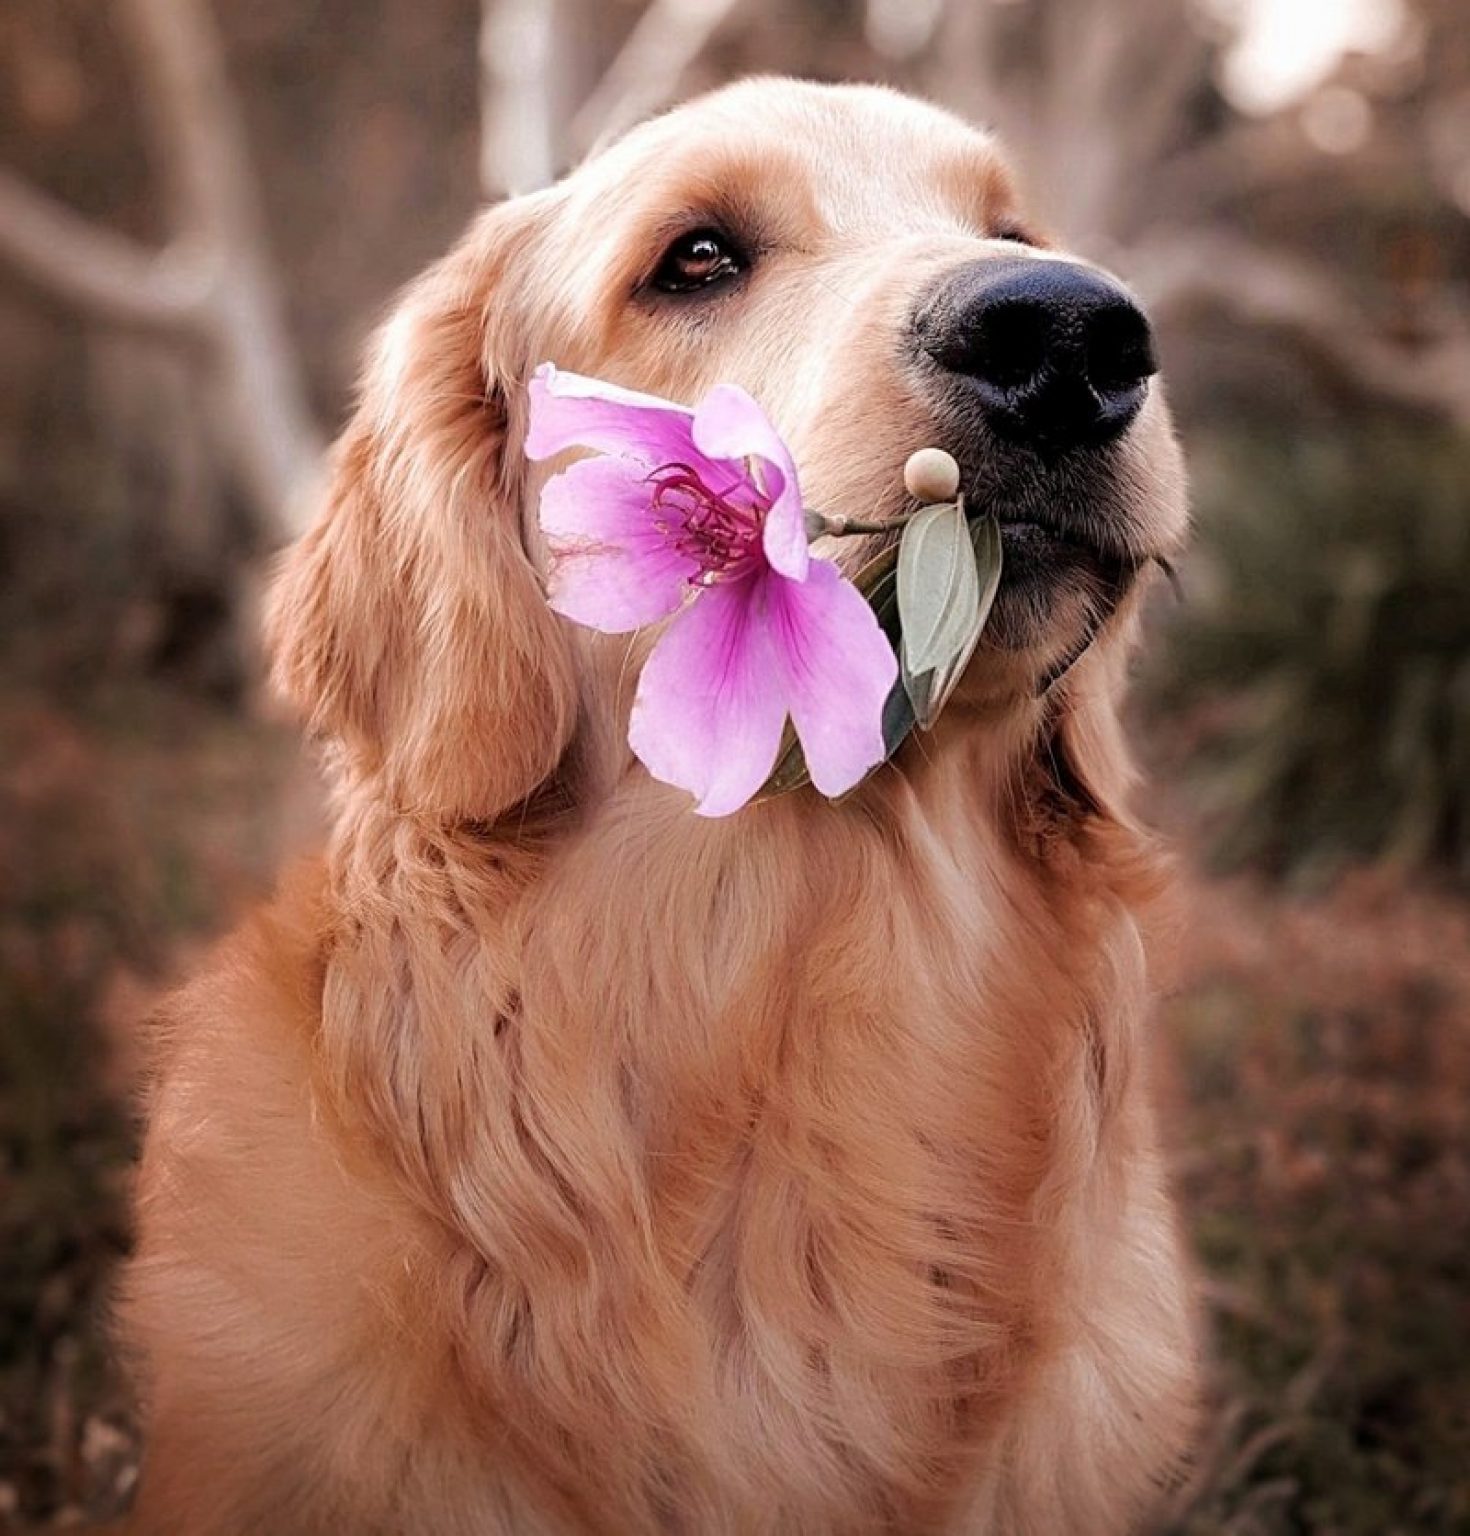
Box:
[903,447,961,504]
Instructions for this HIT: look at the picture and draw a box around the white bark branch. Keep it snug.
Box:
[931,0,1025,138]
[569,0,745,156]
[117,0,324,536]
[119,0,265,242]
[925,3,1470,432]
[0,0,323,539]
[865,0,946,62]
[1139,120,1320,230]
[480,0,560,195]
[1133,234,1470,428]
[1111,11,1211,202]
[0,168,213,331]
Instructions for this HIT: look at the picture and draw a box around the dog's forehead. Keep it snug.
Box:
[572,80,1014,233]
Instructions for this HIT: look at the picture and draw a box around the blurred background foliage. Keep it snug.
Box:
[0,0,1467,1530]
[1149,423,1470,883]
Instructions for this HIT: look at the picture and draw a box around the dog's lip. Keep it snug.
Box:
[995,518,1091,569]
[990,513,1096,560]
[987,512,1143,580]
[995,517,1069,543]
[957,473,1134,560]
[952,464,1150,569]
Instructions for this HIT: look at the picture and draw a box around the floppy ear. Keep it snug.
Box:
[265,198,579,821]
[1039,628,1172,898]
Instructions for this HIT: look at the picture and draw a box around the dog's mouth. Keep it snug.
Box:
[992,515,1135,584]
[996,516,1098,564]
[948,460,1150,661]
[960,470,1145,583]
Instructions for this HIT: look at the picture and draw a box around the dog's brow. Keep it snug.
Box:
[585,140,816,247]
[932,146,1018,227]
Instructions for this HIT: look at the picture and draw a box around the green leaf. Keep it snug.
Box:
[760,725,811,798]
[853,539,903,624]
[903,512,1003,730]
[897,498,980,678]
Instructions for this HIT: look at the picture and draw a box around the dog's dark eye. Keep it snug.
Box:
[650,229,747,294]
[992,220,1040,247]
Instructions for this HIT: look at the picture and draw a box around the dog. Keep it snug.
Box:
[119,78,1197,1534]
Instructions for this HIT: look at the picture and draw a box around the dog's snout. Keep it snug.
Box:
[921,258,1156,452]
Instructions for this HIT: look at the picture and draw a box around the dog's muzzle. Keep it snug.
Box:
[916,258,1157,454]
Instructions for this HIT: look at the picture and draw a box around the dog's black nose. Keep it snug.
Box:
[921,258,1156,451]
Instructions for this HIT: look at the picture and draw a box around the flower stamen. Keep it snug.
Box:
[647,462,768,585]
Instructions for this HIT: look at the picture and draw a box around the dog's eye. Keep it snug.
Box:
[650,229,747,294]
[992,220,1040,247]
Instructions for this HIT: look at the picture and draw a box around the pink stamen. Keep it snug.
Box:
[647,462,768,585]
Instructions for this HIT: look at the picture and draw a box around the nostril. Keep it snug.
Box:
[920,257,1156,450]
[1084,306,1156,396]
[972,302,1051,391]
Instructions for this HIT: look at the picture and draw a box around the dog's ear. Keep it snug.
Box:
[265,197,579,821]
[1043,641,1142,831]
[1038,637,1175,900]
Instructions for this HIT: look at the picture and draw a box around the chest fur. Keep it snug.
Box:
[424,796,1144,1526]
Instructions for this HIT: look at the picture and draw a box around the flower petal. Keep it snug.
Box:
[539,457,696,632]
[628,577,788,817]
[691,384,809,582]
[765,559,898,798]
[526,362,702,470]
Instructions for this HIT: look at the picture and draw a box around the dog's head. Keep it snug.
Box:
[268,79,1187,823]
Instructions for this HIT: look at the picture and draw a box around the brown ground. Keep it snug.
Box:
[2,678,1467,1534]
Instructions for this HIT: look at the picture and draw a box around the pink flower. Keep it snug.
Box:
[525,363,898,816]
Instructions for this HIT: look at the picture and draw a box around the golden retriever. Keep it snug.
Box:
[120,78,1196,1534]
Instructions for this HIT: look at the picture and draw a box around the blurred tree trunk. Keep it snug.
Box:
[479,0,748,196]
[927,0,1470,429]
[481,0,561,195]
[8,0,1465,540]
[0,0,322,542]
[568,0,748,155]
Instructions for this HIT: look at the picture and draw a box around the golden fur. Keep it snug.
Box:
[120,80,1198,1534]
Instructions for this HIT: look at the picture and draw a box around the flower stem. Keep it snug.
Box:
[806,494,966,541]
[806,507,922,540]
